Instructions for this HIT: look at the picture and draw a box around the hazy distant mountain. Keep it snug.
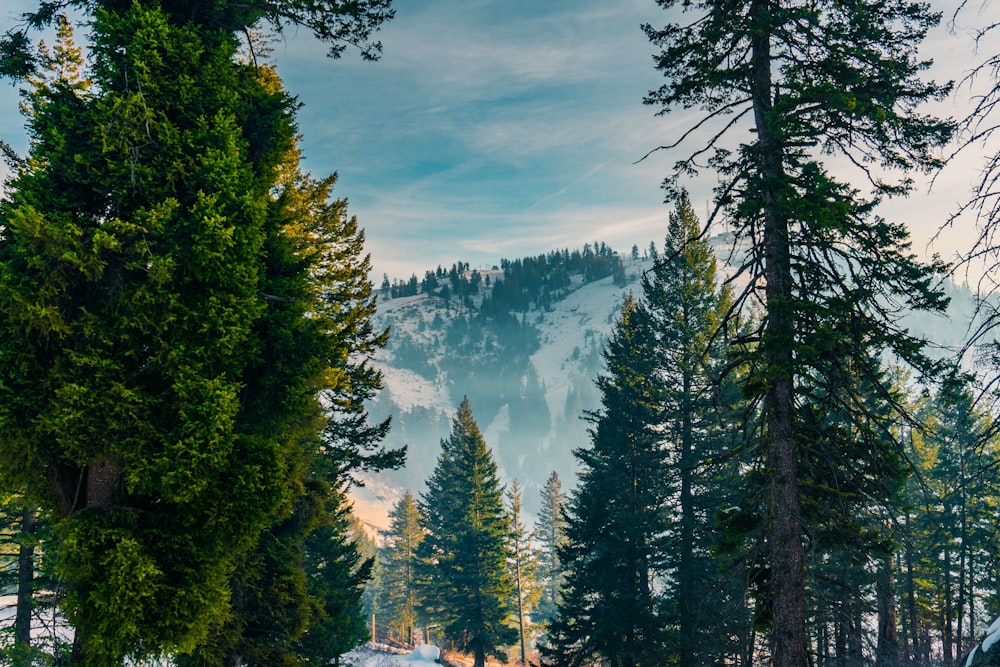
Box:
[351,241,981,525]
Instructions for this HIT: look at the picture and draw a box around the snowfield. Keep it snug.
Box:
[343,644,442,667]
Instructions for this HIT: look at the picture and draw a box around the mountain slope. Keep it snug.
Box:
[352,243,979,525]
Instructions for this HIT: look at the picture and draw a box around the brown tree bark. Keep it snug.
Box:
[749,0,808,664]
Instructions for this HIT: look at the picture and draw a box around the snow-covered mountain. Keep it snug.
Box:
[350,242,981,527]
[351,248,645,524]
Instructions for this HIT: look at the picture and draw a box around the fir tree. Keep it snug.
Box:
[544,296,671,667]
[644,191,748,666]
[545,193,745,667]
[417,398,516,667]
[534,471,567,630]
[0,2,397,664]
[508,480,539,666]
[645,1,953,663]
[377,491,424,646]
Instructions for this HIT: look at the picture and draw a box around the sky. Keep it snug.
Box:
[0,0,997,283]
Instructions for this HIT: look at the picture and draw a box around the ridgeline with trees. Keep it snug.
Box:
[5,0,1000,665]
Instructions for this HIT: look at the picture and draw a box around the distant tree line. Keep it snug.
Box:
[380,243,629,312]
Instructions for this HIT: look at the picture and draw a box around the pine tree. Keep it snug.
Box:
[0,494,64,666]
[377,491,424,646]
[901,371,1000,664]
[543,296,671,667]
[0,3,396,665]
[177,135,401,666]
[296,480,375,667]
[508,480,539,666]
[645,2,953,664]
[545,193,745,667]
[534,471,567,630]
[643,190,747,666]
[417,398,516,667]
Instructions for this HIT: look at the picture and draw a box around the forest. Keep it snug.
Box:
[2,0,1000,667]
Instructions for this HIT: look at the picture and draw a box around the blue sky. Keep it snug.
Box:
[0,0,995,282]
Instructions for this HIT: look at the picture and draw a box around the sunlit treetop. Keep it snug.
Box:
[1,0,393,79]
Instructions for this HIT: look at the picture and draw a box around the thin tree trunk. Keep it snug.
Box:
[678,369,695,665]
[905,515,920,667]
[877,553,900,667]
[944,544,953,666]
[13,506,35,667]
[516,554,526,664]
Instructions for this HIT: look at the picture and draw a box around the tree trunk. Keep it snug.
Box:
[87,460,118,511]
[13,506,35,667]
[905,515,920,667]
[877,554,900,667]
[678,369,695,665]
[944,544,953,666]
[749,0,808,663]
[516,553,526,664]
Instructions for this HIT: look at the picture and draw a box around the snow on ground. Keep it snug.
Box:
[343,644,442,667]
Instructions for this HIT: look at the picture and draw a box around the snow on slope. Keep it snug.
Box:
[529,260,647,451]
[352,257,654,525]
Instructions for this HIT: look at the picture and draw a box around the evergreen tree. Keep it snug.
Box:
[178,135,401,666]
[534,471,567,630]
[543,296,671,667]
[545,193,745,667]
[508,480,539,666]
[645,191,748,666]
[0,2,396,665]
[796,362,910,667]
[645,2,953,664]
[901,372,1000,665]
[417,398,516,667]
[296,480,375,667]
[0,494,65,666]
[377,491,424,646]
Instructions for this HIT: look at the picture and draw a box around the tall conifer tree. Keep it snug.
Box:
[645,2,953,664]
[417,398,516,667]
[645,191,747,666]
[544,295,671,667]
[544,193,744,666]
[0,2,396,664]
[534,471,567,631]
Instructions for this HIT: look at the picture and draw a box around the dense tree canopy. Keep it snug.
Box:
[0,1,398,664]
[645,1,953,663]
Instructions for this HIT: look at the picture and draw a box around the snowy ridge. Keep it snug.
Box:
[353,255,649,523]
[353,240,975,527]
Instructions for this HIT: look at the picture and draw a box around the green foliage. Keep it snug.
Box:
[645,0,953,663]
[417,398,517,667]
[376,491,425,645]
[896,371,1000,664]
[544,295,672,667]
[533,471,567,630]
[508,480,540,665]
[0,1,399,664]
[545,193,749,667]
